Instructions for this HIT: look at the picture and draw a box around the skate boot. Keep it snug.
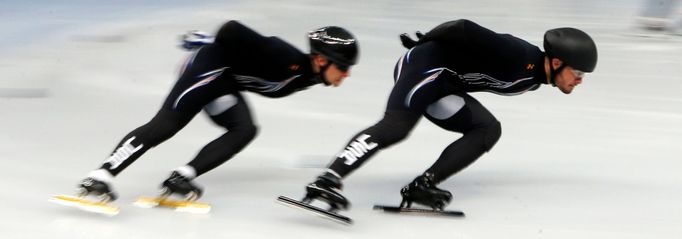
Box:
[304,173,350,211]
[160,171,203,201]
[400,173,452,211]
[49,176,120,215]
[77,177,118,202]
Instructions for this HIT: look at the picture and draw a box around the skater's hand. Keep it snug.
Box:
[180,30,214,51]
[399,31,423,49]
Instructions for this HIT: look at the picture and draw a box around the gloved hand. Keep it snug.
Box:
[399,31,423,49]
[180,30,215,51]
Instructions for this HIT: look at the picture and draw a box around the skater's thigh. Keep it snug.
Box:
[386,70,450,114]
[423,92,497,133]
[162,44,233,115]
[203,92,256,129]
[387,43,450,114]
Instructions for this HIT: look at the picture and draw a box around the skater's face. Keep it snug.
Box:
[555,66,584,94]
[313,55,351,87]
[324,61,351,87]
[551,59,584,94]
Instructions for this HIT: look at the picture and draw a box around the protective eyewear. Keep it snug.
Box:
[333,61,350,72]
[570,69,585,79]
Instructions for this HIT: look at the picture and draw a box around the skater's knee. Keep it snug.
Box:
[369,111,420,145]
[243,124,258,141]
[367,120,410,146]
[482,120,501,151]
[232,123,258,142]
[133,120,184,147]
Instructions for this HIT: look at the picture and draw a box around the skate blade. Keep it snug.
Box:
[50,195,119,216]
[373,205,465,217]
[134,197,211,214]
[277,196,352,225]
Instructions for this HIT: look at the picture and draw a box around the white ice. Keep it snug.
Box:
[1,0,681,238]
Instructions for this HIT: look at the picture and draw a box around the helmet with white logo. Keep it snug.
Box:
[308,26,359,68]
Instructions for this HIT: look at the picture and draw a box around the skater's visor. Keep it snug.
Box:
[332,61,350,72]
[570,69,585,79]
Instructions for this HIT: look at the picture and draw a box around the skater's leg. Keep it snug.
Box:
[326,110,420,178]
[81,82,202,198]
[100,108,197,176]
[306,109,419,209]
[399,92,500,209]
[422,92,501,184]
[306,47,449,209]
[77,44,234,201]
[158,93,256,199]
[184,92,258,177]
[324,50,453,178]
[96,45,232,177]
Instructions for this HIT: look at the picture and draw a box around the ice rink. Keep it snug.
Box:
[1,0,681,238]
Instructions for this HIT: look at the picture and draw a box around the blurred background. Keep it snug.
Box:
[1,0,681,238]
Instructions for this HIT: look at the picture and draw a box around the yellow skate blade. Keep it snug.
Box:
[50,195,119,216]
[134,197,211,214]
[133,197,161,208]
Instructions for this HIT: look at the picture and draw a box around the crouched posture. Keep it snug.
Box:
[304,19,598,211]
[77,20,359,202]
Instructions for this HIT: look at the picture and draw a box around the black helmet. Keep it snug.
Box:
[543,28,598,72]
[308,26,359,68]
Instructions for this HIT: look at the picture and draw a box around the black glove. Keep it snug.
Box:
[399,31,423,49]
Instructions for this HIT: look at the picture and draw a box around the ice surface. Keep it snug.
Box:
[1,0,681,238]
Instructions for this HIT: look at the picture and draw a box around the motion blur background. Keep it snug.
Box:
[1,0,681,238]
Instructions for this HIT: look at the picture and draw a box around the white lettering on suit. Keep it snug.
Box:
[338,134,378,165]
[105,136,144,169]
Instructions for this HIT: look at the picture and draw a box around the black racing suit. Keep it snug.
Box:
[100,21,321,177]
[327,19,549,184]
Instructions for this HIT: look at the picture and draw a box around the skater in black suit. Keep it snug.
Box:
[75,20,359,202]
[299,19,598,212]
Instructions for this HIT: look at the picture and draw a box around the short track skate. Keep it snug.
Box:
[277,195,352,225]
[133,196,211,214]
[377,173,464,217]
[134,171,210,213]
[50,194,119,216]
[373,204,464,217]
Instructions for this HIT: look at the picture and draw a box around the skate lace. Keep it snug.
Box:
[170,177,187,184]
[167,172,192,185]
